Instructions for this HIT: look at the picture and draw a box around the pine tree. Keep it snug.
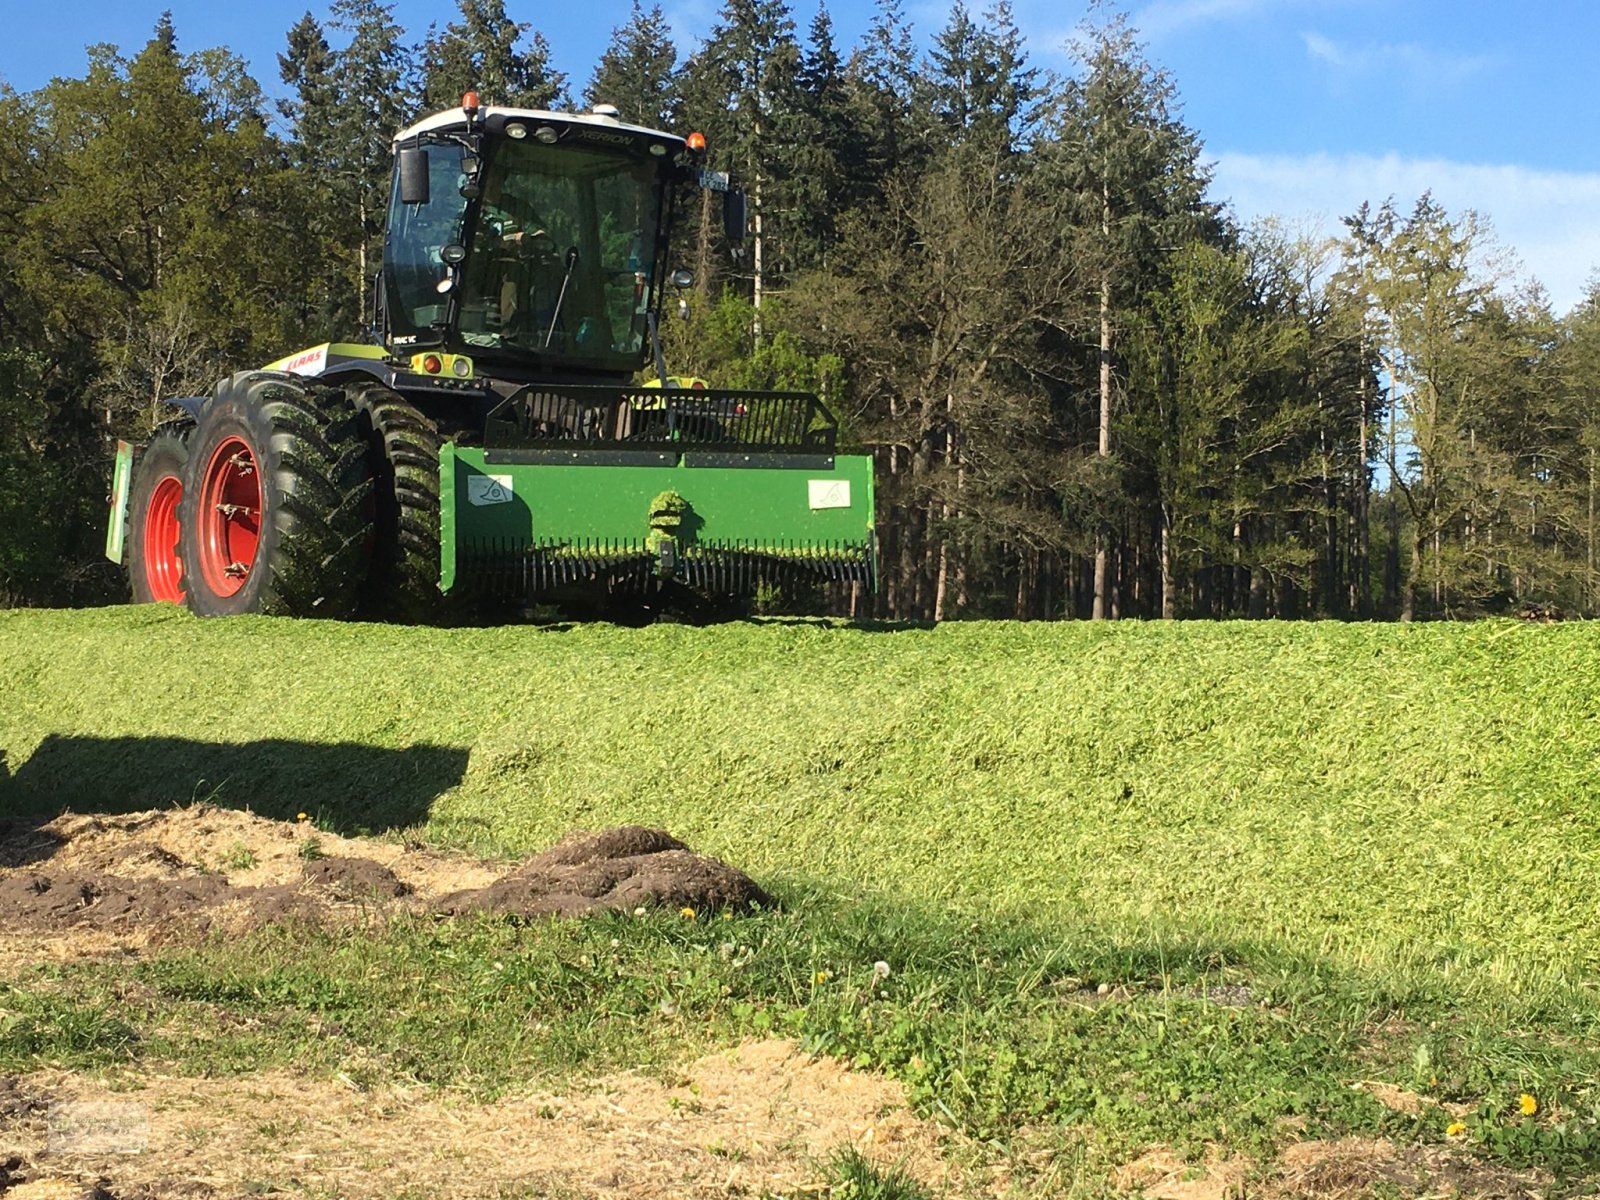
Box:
[924,0,1037,151]
[418,0,568,112]
[328,0,413,311]
[278,13,339,166]
[1044,12,1219,619]
[844,0,922,182]
[680,0,804,309]
[585,1,679,128]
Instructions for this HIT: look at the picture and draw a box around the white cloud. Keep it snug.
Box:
[1137,0,1275,38]
[1211,151,1600,311]
[661,0,717,57]
[1135,0,1365,39]
[1300,31,1493,84]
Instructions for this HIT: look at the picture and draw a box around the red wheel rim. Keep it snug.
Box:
[142,474,185,603]
[198,435,263,598]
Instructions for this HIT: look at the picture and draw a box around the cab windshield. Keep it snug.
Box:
[384,141,470,335]
[456,139,663,370]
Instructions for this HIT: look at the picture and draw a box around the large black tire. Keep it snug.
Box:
[350,381,443,623]
[126,421,193,604]
[178,371,372,618]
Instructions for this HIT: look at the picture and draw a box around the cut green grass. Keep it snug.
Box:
[5,609,1600,1004]
[4,608,1600,1184]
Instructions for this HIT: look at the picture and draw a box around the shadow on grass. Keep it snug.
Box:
[0,734,469,839]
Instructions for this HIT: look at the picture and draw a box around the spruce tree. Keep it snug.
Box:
[585,1,680,128]
[418,0,568,112]
[328,0,412,309]
[1044,12,1218,618]
[680,0,804,308]
[278,12,339,167]
[278,13,350,334]
[787,6,863,269]
[845,0,921,181]
[924,0,1036,151]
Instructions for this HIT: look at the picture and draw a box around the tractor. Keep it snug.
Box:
[106,93,875,621]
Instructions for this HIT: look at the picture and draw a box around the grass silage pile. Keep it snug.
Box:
[3,607,1599,1193]
[4,607,1595,999]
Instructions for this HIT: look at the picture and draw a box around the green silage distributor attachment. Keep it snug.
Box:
[439,383,875,601]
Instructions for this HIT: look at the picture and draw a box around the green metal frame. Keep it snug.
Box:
[105,440,134,564]
[439,443,875,592]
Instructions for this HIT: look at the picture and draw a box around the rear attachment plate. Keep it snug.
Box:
[105,440,134,564]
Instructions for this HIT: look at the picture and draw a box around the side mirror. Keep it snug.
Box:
[398,147,430,205]
[723,190,747,243]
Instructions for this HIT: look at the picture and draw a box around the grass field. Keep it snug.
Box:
[4,606,1600,1193]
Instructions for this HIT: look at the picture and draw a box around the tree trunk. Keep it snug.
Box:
[1588,446,1596,613]
[1320,405,1339,615]
[1403,526,1423,622]
[1092,192,1113,621]
[1385,382,1401,617]
[1159,507,1175,619]
[695,188,714,302]
[751,156,764,342]
[1248,566,1268,619]
[1354,390,1370,616]
[357,190,368,315]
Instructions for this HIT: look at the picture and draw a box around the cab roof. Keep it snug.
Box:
[394,105,684,148]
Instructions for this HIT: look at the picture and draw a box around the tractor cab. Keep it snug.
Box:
[381,95,729,382]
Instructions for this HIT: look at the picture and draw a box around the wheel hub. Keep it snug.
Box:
[198,436,263,597]
[141,473,185,603]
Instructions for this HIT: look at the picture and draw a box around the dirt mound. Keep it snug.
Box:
[525,825,690,866]
[0,872,238,934]
[436,826,772,918]
[300,855,410,900]
[0,810,770,958]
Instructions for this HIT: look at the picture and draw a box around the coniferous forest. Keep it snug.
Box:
[3,0,1599,622]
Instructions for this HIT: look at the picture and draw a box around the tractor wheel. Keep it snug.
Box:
[178,371,372,618]
[126,422,193,604]
[350,382,443,623]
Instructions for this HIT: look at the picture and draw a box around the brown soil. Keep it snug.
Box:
[1270,1136,1541,1198]
[0,811,1552,1200]
[1112,1136,1545,1200]
[0,1040,961,1200]
[0,807,771,961]
[436,827,771,919]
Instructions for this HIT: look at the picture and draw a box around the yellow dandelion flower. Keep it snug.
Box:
[1519,1093,1538,1116]
[814,970,831,984]
[1446,1121,1466,1138]
[296,812,308,822]
[679,906,696,920]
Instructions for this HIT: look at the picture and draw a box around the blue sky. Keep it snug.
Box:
[4,0,1597,310]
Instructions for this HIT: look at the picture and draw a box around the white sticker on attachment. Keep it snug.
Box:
[808,479,851,510]
[468,475,514,505]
